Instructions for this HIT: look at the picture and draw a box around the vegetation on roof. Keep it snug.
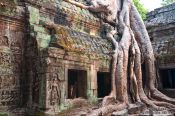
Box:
[162,0,175,6]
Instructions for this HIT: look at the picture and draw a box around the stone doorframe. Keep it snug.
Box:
[64,62,91,99]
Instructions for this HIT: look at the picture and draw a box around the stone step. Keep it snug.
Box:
[112,109,128,116]
[112,103,146,116]
[128,102,146,114]
[140,109,173,116]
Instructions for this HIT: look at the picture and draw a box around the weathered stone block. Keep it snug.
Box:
[36,32,51,49]
[28,6,40,24]
[34,25,46,33]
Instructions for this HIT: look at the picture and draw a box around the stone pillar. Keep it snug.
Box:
[90,63,97,97]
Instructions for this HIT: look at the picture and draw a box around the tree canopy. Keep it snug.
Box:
[162,0,175,6]
[133,0,148,20]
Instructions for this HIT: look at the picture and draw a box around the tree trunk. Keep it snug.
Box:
[59,0,175,115]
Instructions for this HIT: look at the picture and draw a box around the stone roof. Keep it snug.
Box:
[26,0,113,59]
[145,3,175,27]
[49,25,112,58]
[27,0,101,29]
[145,3,175,68]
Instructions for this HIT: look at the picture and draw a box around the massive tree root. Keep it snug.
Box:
[63,0,175,115]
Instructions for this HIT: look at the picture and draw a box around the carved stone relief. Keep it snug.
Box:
[46,67,64,107]
[48,76,61,106]
[0,27,22,108]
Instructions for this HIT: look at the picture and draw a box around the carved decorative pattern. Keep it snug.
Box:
[0,20,23,109]
[50,26,112,55]
[0,48,20,107]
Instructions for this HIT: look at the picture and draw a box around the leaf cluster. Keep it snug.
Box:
[162,0,175,6]
[133,0,148,20]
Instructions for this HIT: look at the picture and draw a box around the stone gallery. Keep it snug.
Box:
[146,3,175,98]
[0,0,112,115]
[0,0,175,115]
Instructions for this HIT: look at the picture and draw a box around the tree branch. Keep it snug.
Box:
[63,0,89,9]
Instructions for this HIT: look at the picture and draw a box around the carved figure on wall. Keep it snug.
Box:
[0,36,9,47]
[48,73,61,106]
[50,86,59,106]
[0,35,12,68]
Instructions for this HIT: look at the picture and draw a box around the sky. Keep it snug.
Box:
[140,0,162,11]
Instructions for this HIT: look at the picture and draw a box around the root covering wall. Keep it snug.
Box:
[0,0,175,115]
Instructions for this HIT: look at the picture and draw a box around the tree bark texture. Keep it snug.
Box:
[63,0,175,115]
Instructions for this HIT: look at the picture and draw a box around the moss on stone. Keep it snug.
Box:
[28,6,40,24]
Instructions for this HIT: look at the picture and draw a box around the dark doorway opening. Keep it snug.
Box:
[68,69,87,99]
[160,69,175,89]
[97,72,111,98]
[142,63,146,88]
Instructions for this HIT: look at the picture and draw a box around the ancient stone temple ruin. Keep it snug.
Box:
[0,0,112,115]
[0,0,175,115]
[146,3,175,98]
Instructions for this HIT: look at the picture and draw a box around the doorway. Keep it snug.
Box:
[68,69,87,99]
[97,72,111,98]
[160,69,175,89]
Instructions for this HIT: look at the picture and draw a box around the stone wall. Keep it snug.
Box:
[0,0,112,115]
[146,3,175,98]
[146,3,175,69]
[0,0,26,115]
[1,0,175,115]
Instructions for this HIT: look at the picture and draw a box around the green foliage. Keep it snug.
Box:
[87,90,98,105]
[9,0,17,3]
[0,112,9,116]
[59,101,73,112]
[162,0,175,6]
[133,0,148,20]
[0,0,16,5]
